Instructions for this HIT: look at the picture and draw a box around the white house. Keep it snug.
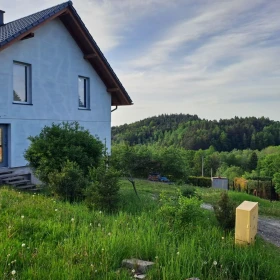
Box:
[0,1,132,178]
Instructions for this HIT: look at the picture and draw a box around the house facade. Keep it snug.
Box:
[0,1,132,171]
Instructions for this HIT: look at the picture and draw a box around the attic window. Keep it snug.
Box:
[78,76,90,109]
[13,62,32,104]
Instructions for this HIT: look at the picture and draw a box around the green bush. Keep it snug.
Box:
[85,164,121,212]
[24,122,103,185]
[187,176,211,187]
[213,192,236,230]
[48,160,88,202]
[158,190,204,228]
[180,186,201,200]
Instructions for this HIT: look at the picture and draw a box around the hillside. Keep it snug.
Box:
[112,114,280,151]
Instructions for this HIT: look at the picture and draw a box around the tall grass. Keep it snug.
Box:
[0,183,280,280]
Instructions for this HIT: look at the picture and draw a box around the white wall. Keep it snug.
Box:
[0,18,111,167]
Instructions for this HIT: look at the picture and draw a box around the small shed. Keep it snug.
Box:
[212,177,229,190]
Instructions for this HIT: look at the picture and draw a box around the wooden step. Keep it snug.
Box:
[0,172,14,179]
[2,176,25,183]
[26,187,43,192]
[16,184,36,190]
[7,179,30,186]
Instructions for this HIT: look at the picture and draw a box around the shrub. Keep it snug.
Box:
[48,160,88,202]
[24,122,103,185]
[213,192,236,230]
[187,176,211,187]
[180,186,201,200]
[158,190,204,228]
[85,164,121,212]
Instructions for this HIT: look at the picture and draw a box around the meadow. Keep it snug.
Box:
[1,180,280,280]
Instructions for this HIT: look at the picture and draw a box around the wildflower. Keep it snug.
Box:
[108,232,111,236]
[131,269,135,273]
[95,270,97,273]
[89,223,92,226]
[203,261,207,265]
[99,211,102,214]
[101,248,104,251]
[11,270,16,275]
[21,215,24,219]
[222,237,225,240]
[213,261,217,266]
[7,254,11,257]
[176,251,180,255]
[155,256,158,259]
[71,218,74,222]
[22,243,26,247]
[98,223,101,227]
[55,209,58,212]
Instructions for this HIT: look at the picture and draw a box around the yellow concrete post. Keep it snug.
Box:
[235,201,258,245]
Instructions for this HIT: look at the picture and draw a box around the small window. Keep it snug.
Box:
[78,76,90,109]
[13,62,31,103]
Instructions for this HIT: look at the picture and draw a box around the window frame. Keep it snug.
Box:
[13,61,32,105]
[78,76,90,110]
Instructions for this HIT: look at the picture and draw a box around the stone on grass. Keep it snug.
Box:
[122,259,155,274]
[134,274,146,279]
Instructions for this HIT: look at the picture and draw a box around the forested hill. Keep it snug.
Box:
[112,114,280,151]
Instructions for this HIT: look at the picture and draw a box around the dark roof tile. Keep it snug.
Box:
[0,1,70,46]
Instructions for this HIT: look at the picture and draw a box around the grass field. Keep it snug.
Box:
[0,180,280,279]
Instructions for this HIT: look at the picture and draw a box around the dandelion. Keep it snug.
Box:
[203,261,207,265]
[131,269,135,273]
[7,254,11,257]
[222,237,225,240]
[98,223,101,227]
[99,211,102,214]
[176,251,180,255]
[55,209,58,212]
[108,232,111,236]
[11,270,16,275]
[89,223,92,226]
[101,248,104,251]
[71,218,74,222]
[213,261,217,266]
[22,243,26,247]
[21,215,24,219]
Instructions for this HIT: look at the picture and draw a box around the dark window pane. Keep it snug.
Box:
[78,77,87,107]
[13,64,27,102]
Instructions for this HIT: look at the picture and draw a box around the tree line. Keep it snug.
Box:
[110,144,280,194]
[112,114,280,151]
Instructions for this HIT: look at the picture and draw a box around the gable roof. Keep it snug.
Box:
[0,1,132,106]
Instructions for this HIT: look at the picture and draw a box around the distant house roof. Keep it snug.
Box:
[0,1,132,106]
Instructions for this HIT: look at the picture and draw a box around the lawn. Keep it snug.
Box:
[0,180,280,280]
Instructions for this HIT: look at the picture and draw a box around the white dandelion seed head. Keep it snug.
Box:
[213,261,217,266]
[176,251,180,255]
[131,269,135,273]
[55,209,58,212]
[11,270,16,275]
[71,218,74,222]
[22,243,26,247]
[21,215,24,219]
[98,223,101,227]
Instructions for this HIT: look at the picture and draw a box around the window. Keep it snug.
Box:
[13,62,31,103]
[78,76,90,109]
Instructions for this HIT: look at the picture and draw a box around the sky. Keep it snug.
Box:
[1,0,280,126]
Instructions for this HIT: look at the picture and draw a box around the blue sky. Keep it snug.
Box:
[2,0,280,126]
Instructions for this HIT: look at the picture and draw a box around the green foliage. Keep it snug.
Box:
[48,160,88,202]
[112,114,280,151]
[213,192,236,230]
[24,122,103,185]
[187,176,211,187]
[273,173,280,194]
[180,186,201,200]
[158,190,204,228]
[85,164,121,212]
[248,151,258,171]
